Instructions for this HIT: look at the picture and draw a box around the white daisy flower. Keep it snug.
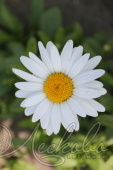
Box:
[12,40,107,136]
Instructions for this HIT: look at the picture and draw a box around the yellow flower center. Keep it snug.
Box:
[44,73,74,103]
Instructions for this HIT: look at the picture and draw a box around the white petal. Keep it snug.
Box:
[32,98,50,122]
[61,116,74,132]
[46,41,54,55]
[85,99,105,112]
[50,45,61,72]
[15,90,34,98]
[12,68,43,83]
[73,69,105,85]
[15,82,43,91]
[60,102,75,125]
[72,47,77,53]
[67,96,86,117]
[40,102,53,129]
[66,46,83,74]
[76,80,103,88]
[29,52,49,73]
[97,88,107,95]
[38,41,54,72]
[61,40,73,72]
[46,122,53,136]
[74,87,101,98]
[74,96,98,117]
[51,104,61,134]
[21,92,46,107]
[68,53,90,78]
[73,113,80,130]
[25,104,38,116]
[20,56,48,78]
[81,56,102,73]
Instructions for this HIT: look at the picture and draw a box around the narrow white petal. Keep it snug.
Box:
[85,99,105,112]
[61,40,73,72]
[20,92,46,107]
[67,97,86,117]
[72,47,77,54]
[50,45,61,72]
[73,113,80,130]
[66,46,83,74]
[15,90,34,98]
[25,104,38,116]
[74,96,98,117]
[38,41,54,72]
[46,122,53,136]
[61,116,74,132]
[76,80,103,88]
[60,102,75,125]
[46,41,54,55]
[15,82,43,91]
[20,56,48,78]
[32,98,50,122]
[29,52,49,73]
[97,88,107,95]
[51,104,61,134]
[81,56,102,73]
[40,102,53,129]
[74,87,101,98]
[68,53,90,78]
[74,69,105,85]
[12,68,43,83]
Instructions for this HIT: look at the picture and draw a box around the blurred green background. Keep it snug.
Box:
[0,0,113,169]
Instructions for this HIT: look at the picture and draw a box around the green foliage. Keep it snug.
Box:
[0,0,113,170]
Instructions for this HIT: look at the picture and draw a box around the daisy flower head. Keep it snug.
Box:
[13,40,107,136]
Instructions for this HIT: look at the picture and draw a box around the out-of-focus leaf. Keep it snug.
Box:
[98,93,113,112]
[0,4,23,36]
[103,156,113,170]
[83,43,97,57]
[94,31,108,44]
[40,7,62,38]
[73,22,84,45]
[100,72,113,87]
[11,159,37,170]
[9,98,23,116]
[37,30,50,45]
[54,27,64,44]
[83,38,101,54]
[97,115,113,128]
[7,42,24,57]
[24,37,37,56]
[0,30,13,43]
[18,118,36,129]
[29,0,44,29]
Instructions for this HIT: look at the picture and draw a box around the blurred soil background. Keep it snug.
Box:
[6,0,113,36]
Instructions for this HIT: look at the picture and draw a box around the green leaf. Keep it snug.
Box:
[29,0,44,29]
[18,117,36,129]
[0,30,13,43]
[97,115,113,128]
[83,43,97,57]
[98,93,113,112]
[0,4,23,36]
[11,159,37,170]
[25,37,37,56]
[73,22,84,45]
[94,31,108,44]
[83,38,101,54]
[7,42,24,57]
[40,7,62,38]
[100,72,113,87]
[37,30,51,45]
[54,27,64,44]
